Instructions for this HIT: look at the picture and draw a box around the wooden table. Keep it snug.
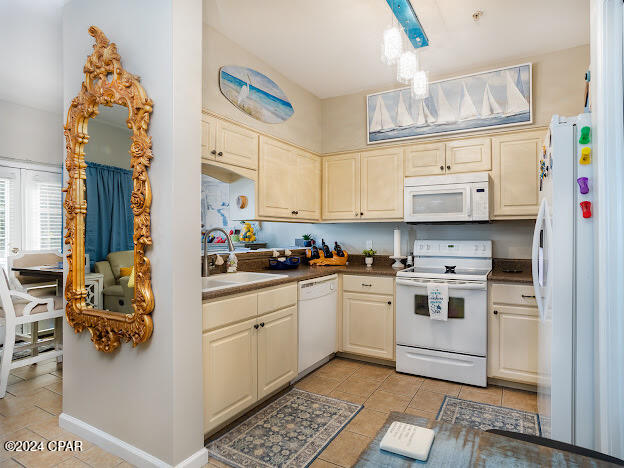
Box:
[355,412,618,467]
[11,265,63,280]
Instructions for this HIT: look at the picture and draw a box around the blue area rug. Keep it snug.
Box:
[207,389,362,467]
[437,396,541,436]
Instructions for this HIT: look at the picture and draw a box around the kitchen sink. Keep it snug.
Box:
[202,272,287,292]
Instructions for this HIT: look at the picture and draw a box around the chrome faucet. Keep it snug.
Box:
[202,227,235,277]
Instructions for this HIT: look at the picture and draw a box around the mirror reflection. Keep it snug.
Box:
[84,104,134,314]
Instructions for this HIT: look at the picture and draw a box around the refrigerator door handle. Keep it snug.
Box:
[532,199,547,319]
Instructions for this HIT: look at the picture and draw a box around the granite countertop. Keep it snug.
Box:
[202,259,398,301]
[488,258,532,284]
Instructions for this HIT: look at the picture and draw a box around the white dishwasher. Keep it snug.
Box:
[297,274,338,377]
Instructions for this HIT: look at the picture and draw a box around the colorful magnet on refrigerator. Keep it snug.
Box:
[577,177,589,194]
[579,126,591,144]
[580,147,592,165]
[580,201,592,218]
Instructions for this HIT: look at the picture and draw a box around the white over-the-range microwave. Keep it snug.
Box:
[404,172,491,223]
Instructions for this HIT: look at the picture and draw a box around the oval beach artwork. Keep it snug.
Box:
[219,66,294,124]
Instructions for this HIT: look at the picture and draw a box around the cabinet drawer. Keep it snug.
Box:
[342,275,394,295]
[490,283,537,307]
[203,292,257,331]
[258,283,297,316]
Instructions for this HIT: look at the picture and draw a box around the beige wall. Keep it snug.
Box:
[321,45,590,154]
[0,99,62,165]
[62,0,204,465]
[203,25,323,153]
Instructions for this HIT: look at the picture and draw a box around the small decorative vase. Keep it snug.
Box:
[365,257,373,267]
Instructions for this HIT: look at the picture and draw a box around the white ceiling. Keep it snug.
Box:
[204,0,590,99]
[0,0,65,112]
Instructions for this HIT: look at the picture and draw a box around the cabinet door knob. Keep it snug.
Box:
[210,149,217,155]
[254,324,259,329]
[361,283,372,287]
[260,322,265,327]
[440,165,444,171]
[493,310,498,315]
[294,211,299,215]
[446,165,451,170]
[360,212,364,216]
[217,151,223,156]
[291,210,296,215]
[521,294,536,299]
[387,301,392,305]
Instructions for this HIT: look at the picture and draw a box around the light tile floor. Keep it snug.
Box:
[211,357,537,468]
[0,358,127,468]
[6,357,536,468]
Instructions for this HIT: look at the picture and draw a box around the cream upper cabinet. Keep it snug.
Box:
[203,317,258,432]
[404,143,446,176]
[360,148,404,219]
[294,149,321,220]
[216,120,259,170]
[257,306,298,399]
[491,130,544,219]
[445,137,491,173]
[342,292,394,360]
[258,137,321,221]
[201,114,218,160]
[258,137,296,218]
[201,114,258,170]
[322,153,361,220]
[488,283,539,384]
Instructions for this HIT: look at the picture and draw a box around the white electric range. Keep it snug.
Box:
[395,240,492,387]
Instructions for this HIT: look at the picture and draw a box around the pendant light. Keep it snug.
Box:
[381,0,402,65]
[412,70,429,98]
[397,50,418,84]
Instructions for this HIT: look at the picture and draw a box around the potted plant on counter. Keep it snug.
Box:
[362,248,376,267]
[295,234,314,247]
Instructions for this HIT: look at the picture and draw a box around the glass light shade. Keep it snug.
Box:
[411,70,429,99]
[381,26,402,65]
[396,51,418,84]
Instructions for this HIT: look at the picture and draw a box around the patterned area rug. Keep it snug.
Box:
[207,389,362,467]
[437,396,541,436]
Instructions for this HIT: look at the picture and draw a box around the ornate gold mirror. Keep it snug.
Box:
[63,26,154,352]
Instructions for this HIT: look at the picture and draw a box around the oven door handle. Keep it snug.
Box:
[396,279,487,290]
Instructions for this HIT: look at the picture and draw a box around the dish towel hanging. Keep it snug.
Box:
[427,282,448,321]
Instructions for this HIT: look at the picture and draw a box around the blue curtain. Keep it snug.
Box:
[85,162,134,267]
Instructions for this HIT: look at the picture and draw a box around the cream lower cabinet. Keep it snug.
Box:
[491,130,545,219]
[203,318,258,432]
[341,275,395,360]
[488,283,539,384]
[257,305,298,398]
[203,284,298,433]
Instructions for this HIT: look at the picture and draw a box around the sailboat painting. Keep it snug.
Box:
[367,63,532,143]
[219,66,294,124]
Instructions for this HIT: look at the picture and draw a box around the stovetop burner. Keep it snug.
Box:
[445,265,457,274]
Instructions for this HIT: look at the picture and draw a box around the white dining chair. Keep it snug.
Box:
[0,269,63,398]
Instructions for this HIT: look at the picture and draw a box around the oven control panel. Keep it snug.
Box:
[413,240,492,257]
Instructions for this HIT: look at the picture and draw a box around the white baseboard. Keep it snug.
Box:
[59,413,208,468]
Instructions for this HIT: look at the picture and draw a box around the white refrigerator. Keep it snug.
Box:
[532,113,595,449]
